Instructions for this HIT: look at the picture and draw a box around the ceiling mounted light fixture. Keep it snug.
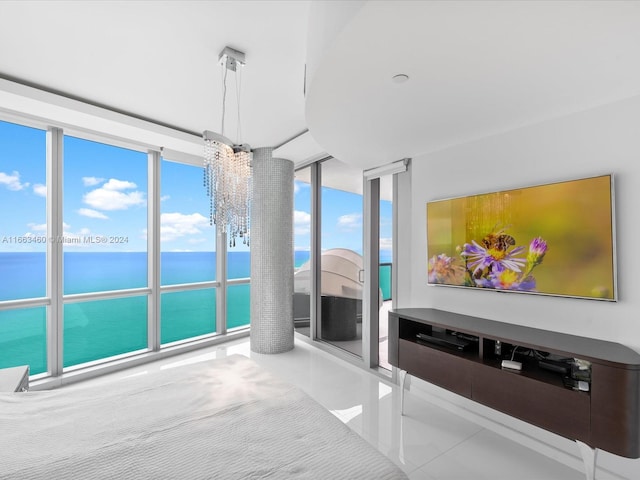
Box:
[392,73,409,83]
[203,46,252,247]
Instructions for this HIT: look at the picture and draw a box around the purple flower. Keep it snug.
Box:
[461,240,526,275]
[475,270,537,291]
[527,237,548,267]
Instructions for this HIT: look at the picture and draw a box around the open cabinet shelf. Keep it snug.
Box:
[389,308,640,459]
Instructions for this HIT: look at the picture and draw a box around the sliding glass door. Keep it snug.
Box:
[319,158,364,357]
[378,174,394,370]
[294,156,405,371]
[293,166,312,337]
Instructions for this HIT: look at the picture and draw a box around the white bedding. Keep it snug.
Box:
[0,355,407,479]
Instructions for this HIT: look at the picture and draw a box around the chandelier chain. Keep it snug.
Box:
[203,47,251,248]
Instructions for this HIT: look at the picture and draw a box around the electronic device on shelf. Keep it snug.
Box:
[538,358,571,375]
[563,376,590,392]
[501,359,522,371]
[453,332,479,343]
[416,332,470,351]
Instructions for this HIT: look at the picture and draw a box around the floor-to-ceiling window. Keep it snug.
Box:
[160,159,216,344]
[0,110,251,382]
[319,158,364,356]
[227,230,251,331]
[293,165,312,337]
[63,135,149,367]
[378,174,393,370]
[0,119,48,374]
[295,156,405,371]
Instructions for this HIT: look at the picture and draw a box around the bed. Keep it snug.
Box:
[0,355,407,479]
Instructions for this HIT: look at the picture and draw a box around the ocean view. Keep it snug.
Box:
[0,251,255,374]
[1,250,390,375]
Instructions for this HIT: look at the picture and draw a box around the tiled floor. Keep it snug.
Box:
[67,337,590,479]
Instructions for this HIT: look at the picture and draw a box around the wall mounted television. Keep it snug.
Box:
[427,174,617,301]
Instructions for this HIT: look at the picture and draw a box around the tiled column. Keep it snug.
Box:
[250,147,294,353]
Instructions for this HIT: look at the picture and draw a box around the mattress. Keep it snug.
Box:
[0,354,407,479]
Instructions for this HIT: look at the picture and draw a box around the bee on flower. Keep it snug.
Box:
[457,227,548,292]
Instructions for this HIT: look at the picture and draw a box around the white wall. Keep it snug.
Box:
[400,95,640,350]
[396,95,640,478]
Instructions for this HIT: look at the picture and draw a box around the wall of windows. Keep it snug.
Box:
[0,116,250,380]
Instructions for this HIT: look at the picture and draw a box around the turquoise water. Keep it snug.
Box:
[0,252,254,374]
[0,251,388,374]
[379,264,392,301]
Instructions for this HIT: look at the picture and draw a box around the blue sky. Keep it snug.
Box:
[0,121,47,252]
[294,179,393,259]
[1,119,391,256]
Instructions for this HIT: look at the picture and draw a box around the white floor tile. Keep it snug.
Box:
[418,429,585,480]
[58,337,593,480]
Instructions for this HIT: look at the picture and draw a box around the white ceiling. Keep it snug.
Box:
[306,0,640,168]
[0,0,310,149]
[2,1,640,170]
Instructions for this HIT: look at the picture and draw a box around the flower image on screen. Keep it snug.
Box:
[426,175,616,301]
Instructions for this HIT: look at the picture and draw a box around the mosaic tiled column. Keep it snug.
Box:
[250,147,294,353]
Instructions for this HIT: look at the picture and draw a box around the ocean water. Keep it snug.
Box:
[0,252,252,374]
[0,250,389,374]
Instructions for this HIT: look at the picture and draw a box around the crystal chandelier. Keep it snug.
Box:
[203,46,252,247]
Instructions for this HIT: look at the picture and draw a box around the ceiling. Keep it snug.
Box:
[0,0,310,150]
[306,1,640,168]
[2,1,640,171]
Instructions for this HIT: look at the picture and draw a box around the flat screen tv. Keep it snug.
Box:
[427,174,617,301]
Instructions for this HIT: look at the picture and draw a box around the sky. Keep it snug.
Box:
[294,177,393,260]
[1,119,391,256]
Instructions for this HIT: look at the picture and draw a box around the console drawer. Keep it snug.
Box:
[472,362,590,442]
[399,339,472,398]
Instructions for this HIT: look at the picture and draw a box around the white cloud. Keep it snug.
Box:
[102,178,137,191]
[294,180,310,195]
[78,208,109,219]
[337,213,362,230]
[161,212,210,242]
[160,195,171,202]
[83,178,145,211]
[379,237,393,251]
[0,171,29,191]
[82,176,104,187]
[28,222,47,232]
[33,184,47,197]
[294,210,311,235]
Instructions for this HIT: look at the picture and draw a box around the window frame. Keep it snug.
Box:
[0,111,250,385]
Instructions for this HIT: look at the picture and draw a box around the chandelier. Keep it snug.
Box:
[203,46,252,247]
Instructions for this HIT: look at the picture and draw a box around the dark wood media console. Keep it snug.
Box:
[389,308,640,460]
